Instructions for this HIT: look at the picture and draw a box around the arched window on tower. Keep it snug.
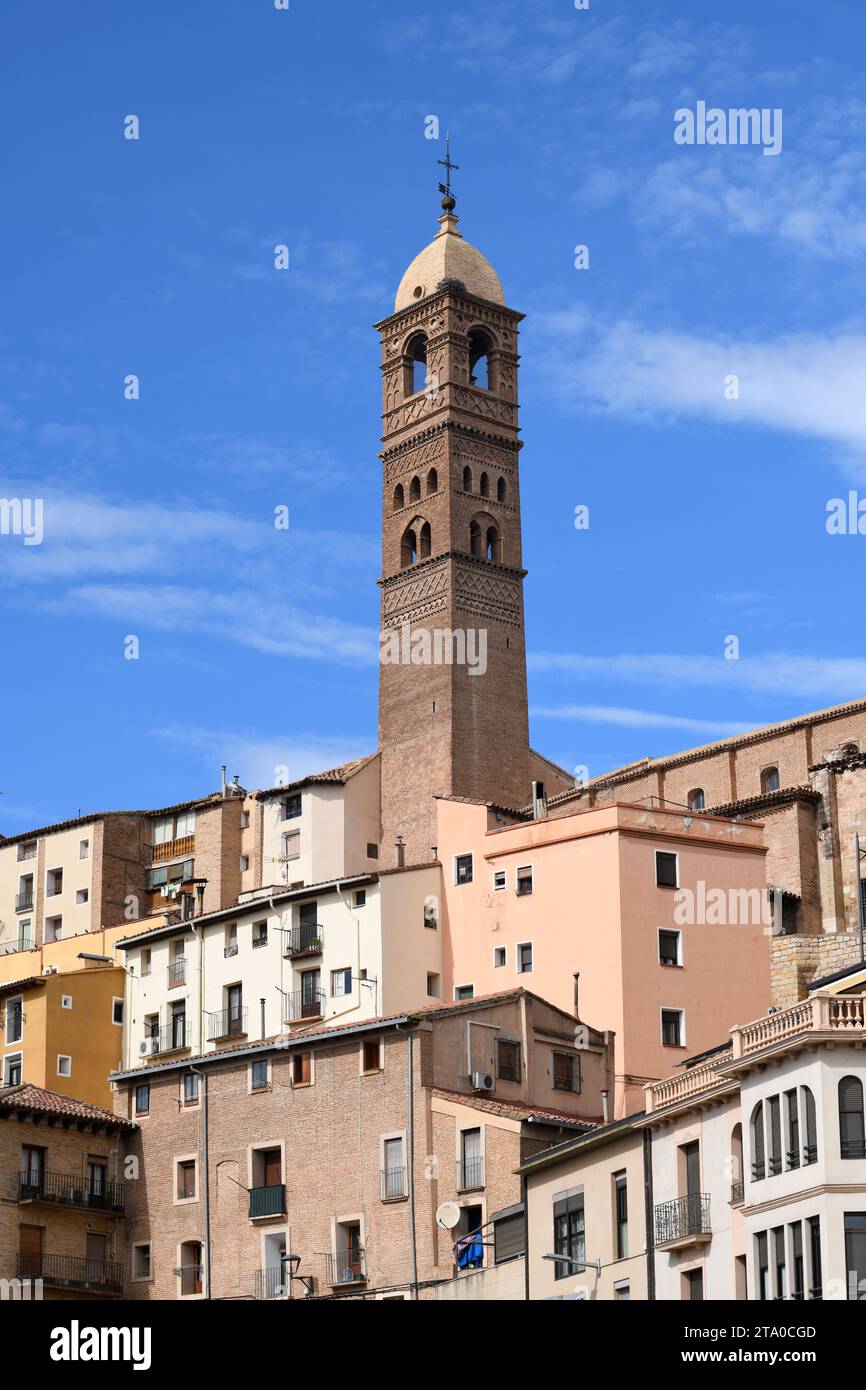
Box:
[462,465,472,493]
[688,789,705,812]
[468,328,493,391]
[400,523,418,568]
[393,484,404,511]
[410,475,421,503]
[419,521,431,559]
[497,476,506,503]
[405,333,428,396]
[761,766,780,795]
[486,525,501,562]
[470,512,501,563]
[469,519,481,558]
[426,468,438,495]
[479,471,490,498]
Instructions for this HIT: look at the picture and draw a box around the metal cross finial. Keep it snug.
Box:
[437,132,459,200]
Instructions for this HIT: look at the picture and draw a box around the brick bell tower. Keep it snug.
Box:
[376,183,531,865]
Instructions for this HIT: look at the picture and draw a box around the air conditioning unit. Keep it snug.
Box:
[43,965,59,975]
[139,1038,159,1057]
[471,1071,495,1092]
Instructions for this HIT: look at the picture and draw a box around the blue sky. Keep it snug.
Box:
[2,0,866,832]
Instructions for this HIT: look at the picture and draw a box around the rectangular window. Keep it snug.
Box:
[141,948,151,977]
[75,888,89,905]
[281,794,302,820]
[614,1171,628,1259]
[661,1009,684,1047]
[684,1269,704,1301]
[175,810,195,838]
[494,1038,520,1083]
[240,810,250,829]
[47,867,63,896]
[426,972,440,997]
[516,866,533,896]
[44,915,62,942]
[282,829,300,861]
[112,998,124,1025]
[517,941,533,973]
[61,995,72,1010]
[655,851,678,888]
[459,1128,483,1191]
[5,996,23,1045]
[454,985,474,1001]
[492,870,506,891]
[455,854,473,885]
[225,924,238,957]
[382,1136,406,1199]
[57,1055,72,1078]
[132,1243,152,1281]
[240,855,249,873]
[658,929,681,966]
[785,1089,800,1170]
[790,1221,804,1300]
[251,1059,269,1092]
[553,1189,585,1280]
[844,1212,866,1301]
[292,1052,311,1087]
[135,1083,150,1116]
[152,816,172,845]
[18,840,37,860]
[252,920,268,948]
[366,842,379,859]
[756,1231,769,1300]
[493,946,506,968]
[176,1159,197,1200]
[354,889,366,907]
[362,1038,381,1073]
[331,967,352,997]
[808,1216,822,1299]
[613,1280,630,1300]
[3,1054,22,1087]
[553,1052,579,1092]
[768,1095,782,1175]
[79,838,90,859]
[183,1073,199,1105]
[773,1226,787,1299]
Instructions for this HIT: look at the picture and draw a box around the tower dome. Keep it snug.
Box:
[394,197,504,312]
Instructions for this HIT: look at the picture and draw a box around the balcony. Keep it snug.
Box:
[0,934,34,956]
[730,1180,744,1205]
[457,1157,485,1193]
[142,1019,191,1056]
[284,989,324,1024]
[177,1263,203,1296]
[18,1170,125,1214]
[249,1183,285,1219]
[207,1006,247,1042]
[17,843,37,861]
[324,1248,366,1288]
[655,1194,712,1250]
[285,924,324,959]
[17,1251,123,1295]
[255,1265,288,1299]
[15,891,34,913]
[152,835,195,864]
[167,959,187,989]
[380,1166,407,1200]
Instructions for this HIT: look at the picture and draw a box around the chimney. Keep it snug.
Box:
[601,1089,610,1124]
[220,765,227,797]
[531,780,547,820]
[395,836,405,869]
[573,971,580,1017]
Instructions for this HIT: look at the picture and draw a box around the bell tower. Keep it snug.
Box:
[376,186,531,864]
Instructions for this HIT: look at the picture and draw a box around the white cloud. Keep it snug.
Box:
[153,726,373,791]
[531,703,749,736]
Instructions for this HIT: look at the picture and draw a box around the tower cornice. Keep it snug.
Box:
[374,280,524,333]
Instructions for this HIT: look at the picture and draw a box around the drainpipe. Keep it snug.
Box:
[643,1127,655,1301]
[521,1170,530,1302]
[395,1024,419,1299]
[189,1065,211,1300]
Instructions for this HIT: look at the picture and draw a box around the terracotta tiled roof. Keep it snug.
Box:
[255,753,379,800]
[0,976,45,995]
[432,1087,598,1128]
[0,1084,137,1130]
[708,786,821,819]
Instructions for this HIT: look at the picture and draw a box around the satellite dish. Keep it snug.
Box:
[436,1201,461,1231]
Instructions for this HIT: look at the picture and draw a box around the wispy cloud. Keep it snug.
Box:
[153,726,372,791]
[531,703,749,736]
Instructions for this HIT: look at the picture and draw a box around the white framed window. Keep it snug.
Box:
[175,810,196,838]
[381,1134,407,1200]
[131,1242,153,1282]
[493,946,506,968]
[141,948,151,977]
[517,941,533,974]
[516,865,533,896]
[75,888,88,905]
[658,929,683,967]
[182,1072,200,1105]
[61,994,73,1010]
[332,967,352,997]
[454,984,475,1001]
[112,997,124,1025]
[240,855,250,873]
[492,869,506,891]
[426,972,440,997]
[655,850,679,888]
[3,1053,22,1086]
[5,995,24,1044]
[240,810,250,829]
[661,1008,685,1047]
[175,1154,198,1204]
[152,816,173,845]
[57,1054,72,1077]
[44,915,62,942]
[454,853,474,886]
[79,839,90,859]
[46,867,63,897]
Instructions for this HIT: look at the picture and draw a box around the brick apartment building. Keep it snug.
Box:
[110,989,613,1300]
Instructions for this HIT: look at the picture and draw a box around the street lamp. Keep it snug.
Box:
[281,1252,315,1297]
[542,1253,602,1275]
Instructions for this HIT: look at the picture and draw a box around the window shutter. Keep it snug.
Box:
[685,1142,700,1197]
[493,1211,525,1264]
[752,1102,765,1177]
[803,1087,817,1160]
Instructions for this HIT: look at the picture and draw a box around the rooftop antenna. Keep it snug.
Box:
[437,132,459,206]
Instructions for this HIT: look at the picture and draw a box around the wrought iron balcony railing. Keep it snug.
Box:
[380,1166,407,1200]
[167,959,187,988]
[17,1251,123,1294]
[17,844,37,861]
[284,924,324,959]
[15,891,34,912]
[249,1183,285,1219]
[18,1170,125,1213]
[324,1248,366,1287]
[207,1006,247,1041]
[730,1180,744,1205]
[145,1018,191,1054]
[457,1157,485,1192]
[654,1193,711,1245]
[284,988,324,1024]
[177,1263,203,1296]
[255,1265,288,1299]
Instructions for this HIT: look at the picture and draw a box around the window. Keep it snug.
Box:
[655,851,678,888]
[497,476,506,503]
[426,467,438,494]
[468,328,492,391]
[61,995,72,1010]
[135,1083,150,1116]
[225,924,238,957]
[292,1052,311,1086]
[251,1059,269,1093]
[687,789,705,812]
[112,998,124,1025]
[152,816,172,845]
[683,1268,704,1301]
[362,1038,381,1073]
[282,829,300,862]
[751,1101,765,1180]
[839,1076,866,1158]
[3,1054,22,1087]
[492,869,506,891]
[661,1009,684,1047]
[808,1215,822,1298]
[497,1039,521,1082]
[553,1052,579,1092]
[790,1221,804,1300]
[366,842,378,860]
[56,1055,72,1077]
[406,332,428,395]
[175,810,195,838]
[773,1225,787,1299]
[176,1159,197,1201]
[18,839,37,861]
[844,1213,866,1300]
[183,1073,199,1105]
[281,793,302,820]
[493,946,506,968]
[252,921,268,948]
[354,889,366,908]
[75,887,89,905]
[517,941,533,974]
[516,866,533,896]
[756,1231,769,1300]
[132,1243,152,1282]
[802,1086,818,1164]
[613,1280,630,1300]
[44,915,62,942]
[47,867,63,896]
[240,810,250,829]
[178,1241,203,1297]
[382,1136,406,1199]
[454,853,473,885]
[79,838,90,859]
[332,967,352,997]
[493,1207,525,1265]
[658,929,681,966]
[462,465,472,492]
[553,1188,585,1280]
[141,948,151,977]
[240,855,249,873]
[785,1089,800,1170]
[454,985,474,1001]
[459,1128,483,1191]
[761,766,780,795]
[426,972,440,998]
[5,995,23,1045]
[768,1095,782,1175]
[614,1171,628,1259]
[393,483,404,510]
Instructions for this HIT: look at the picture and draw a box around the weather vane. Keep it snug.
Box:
[437,132,459,202]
